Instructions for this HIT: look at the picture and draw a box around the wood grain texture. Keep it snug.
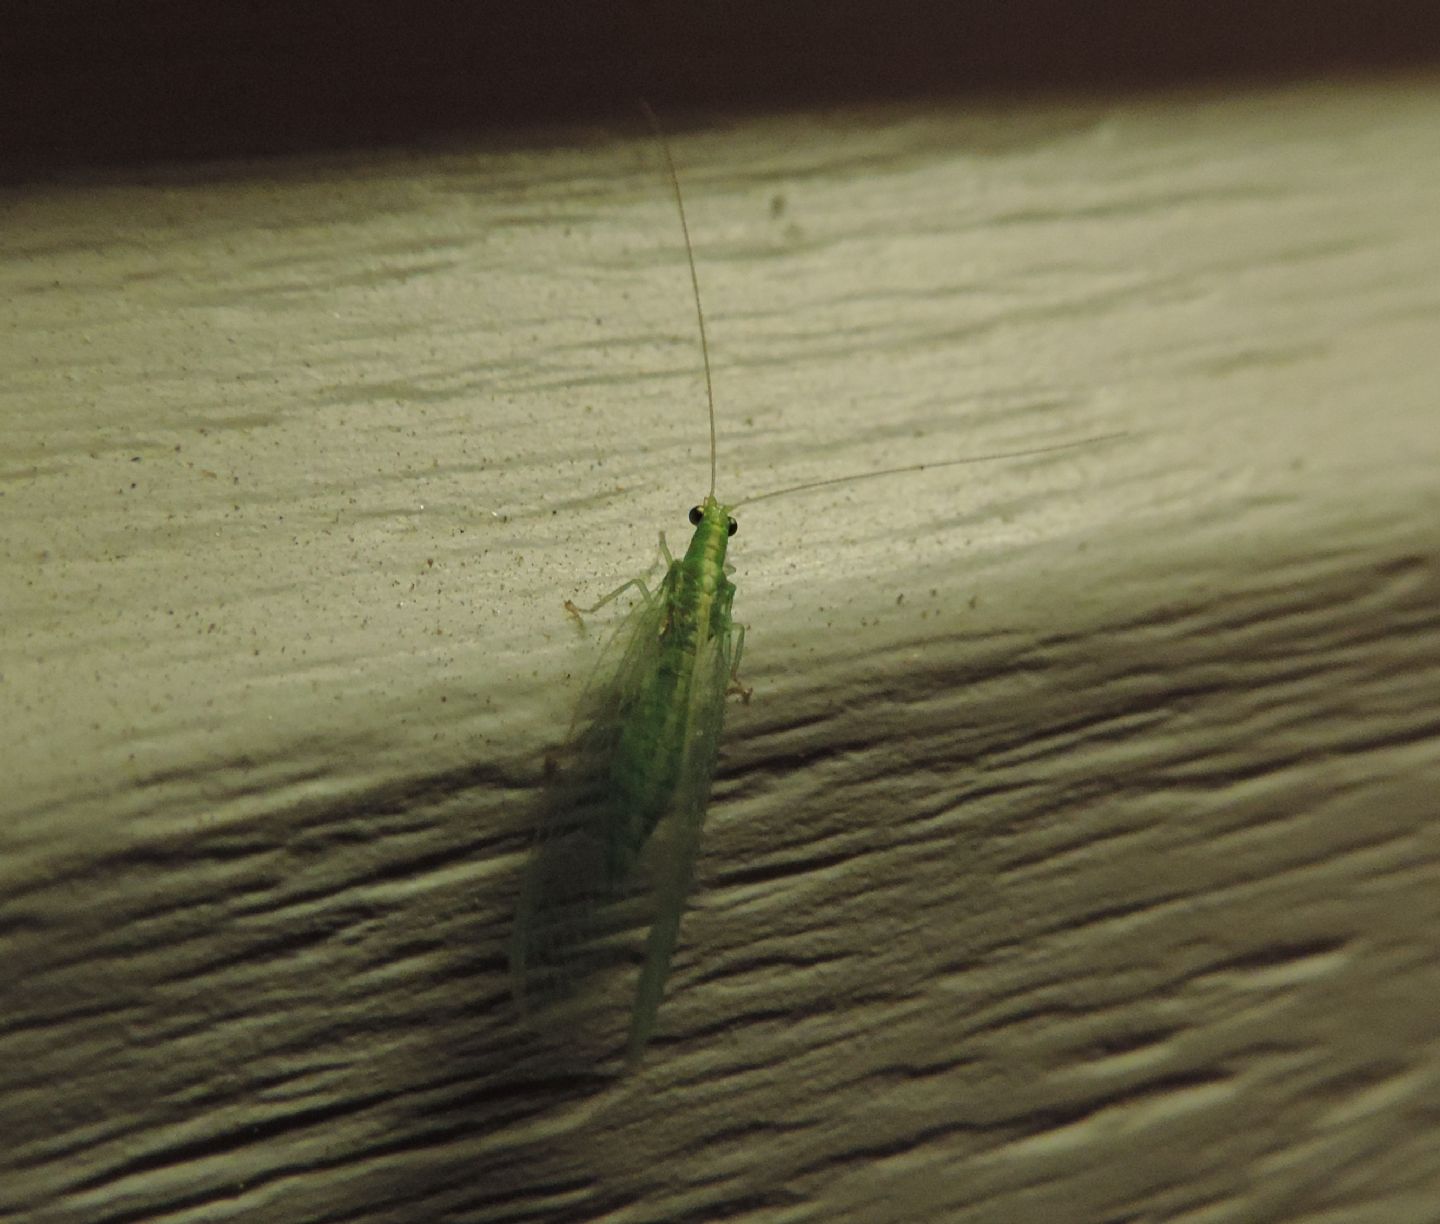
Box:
[3,75,1439,1223]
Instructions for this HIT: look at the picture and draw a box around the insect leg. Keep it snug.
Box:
[564,577,655,625]
[565,531,676,625]
[726,623,752,703]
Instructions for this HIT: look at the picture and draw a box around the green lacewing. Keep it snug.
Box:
[510,106,1120,1067]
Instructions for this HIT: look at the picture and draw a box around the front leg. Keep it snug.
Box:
[564,577,654,627]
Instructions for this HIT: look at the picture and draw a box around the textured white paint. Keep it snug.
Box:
[3,77,1439,1222]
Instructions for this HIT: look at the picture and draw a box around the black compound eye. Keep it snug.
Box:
[727,517,738,537]
[688,505,703,526]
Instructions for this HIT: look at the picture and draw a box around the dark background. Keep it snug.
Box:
[4,0,1440,174]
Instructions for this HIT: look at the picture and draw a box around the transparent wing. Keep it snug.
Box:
[625,579,738,1063]
[510,564,679,1023]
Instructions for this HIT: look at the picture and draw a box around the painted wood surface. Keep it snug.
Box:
[3,76,1438,1223]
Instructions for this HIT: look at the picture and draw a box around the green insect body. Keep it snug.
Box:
[600,498,741,882]
[512,496,743,1065]
[601,497,742,1059]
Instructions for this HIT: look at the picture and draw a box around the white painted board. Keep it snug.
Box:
[3,77,1439,1223]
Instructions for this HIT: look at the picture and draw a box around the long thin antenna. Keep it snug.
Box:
[734,433,1128,509]
[640,100,719,499]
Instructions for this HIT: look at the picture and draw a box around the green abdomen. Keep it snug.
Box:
[604,604,707,879]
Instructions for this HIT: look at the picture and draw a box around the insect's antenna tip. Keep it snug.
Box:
[641,100,719,499]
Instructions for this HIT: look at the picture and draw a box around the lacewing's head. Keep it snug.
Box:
[690,500,737,537]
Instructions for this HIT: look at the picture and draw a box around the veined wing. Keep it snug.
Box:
[510,563,681,1020]
[625,579,738,1063]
